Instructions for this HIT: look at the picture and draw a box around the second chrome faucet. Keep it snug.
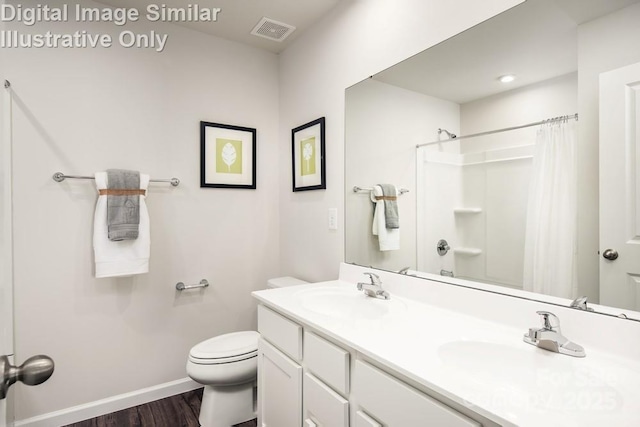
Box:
[357,272,390,300]
[523,311,585,357]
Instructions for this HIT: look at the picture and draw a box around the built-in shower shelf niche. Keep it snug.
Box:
[453,247,482,256]
[453,208,482,214]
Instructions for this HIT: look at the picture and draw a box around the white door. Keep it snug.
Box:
[599,62,640,311]
[1,82,54,426]
[0,280,11,427]
[1,78,14,427]
[0,275,11,427]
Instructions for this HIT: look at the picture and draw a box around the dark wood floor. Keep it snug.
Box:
[63,388,257,427]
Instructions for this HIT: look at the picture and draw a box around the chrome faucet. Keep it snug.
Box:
[357,272,390,300]
[569,296,594,312]
[398,267,417,277]
[523,311,585,357]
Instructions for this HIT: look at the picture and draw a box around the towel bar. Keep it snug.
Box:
[353,186,409,195]
[176,279,209,291]
[53,172,180,187]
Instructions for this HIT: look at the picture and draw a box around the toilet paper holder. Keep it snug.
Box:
[176,279,209,291]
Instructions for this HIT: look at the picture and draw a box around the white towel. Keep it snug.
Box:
[93,172,150,278]
[371,185,400,251]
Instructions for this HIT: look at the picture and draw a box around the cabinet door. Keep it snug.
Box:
[258,338,302,427]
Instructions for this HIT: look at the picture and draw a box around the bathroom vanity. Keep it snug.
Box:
[256,304,485,427]
[252,263,640,427]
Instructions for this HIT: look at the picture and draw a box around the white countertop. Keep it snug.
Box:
[253,279,640,427]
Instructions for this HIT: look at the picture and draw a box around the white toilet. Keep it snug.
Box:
[186,276,307,427]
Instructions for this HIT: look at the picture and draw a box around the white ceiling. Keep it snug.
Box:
[554,0,640,24]
[373,0,640,104]
[98,0,341,53]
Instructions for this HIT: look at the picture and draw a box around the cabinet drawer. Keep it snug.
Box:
[355,410,382,427]
[304,331,350,395]
[258,305,302,361]
[354,360,480,427]
[304,373,349,427]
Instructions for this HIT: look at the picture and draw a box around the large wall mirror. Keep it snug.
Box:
[345,0,640,320]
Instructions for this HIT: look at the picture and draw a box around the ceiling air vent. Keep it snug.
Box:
[251,17,296,42]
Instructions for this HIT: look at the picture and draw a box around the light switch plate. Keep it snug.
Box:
[328,208,338,230]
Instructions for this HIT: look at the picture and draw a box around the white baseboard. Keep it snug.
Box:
[14,377,201,427]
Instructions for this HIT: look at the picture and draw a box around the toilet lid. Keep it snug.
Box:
[190,331,259,360]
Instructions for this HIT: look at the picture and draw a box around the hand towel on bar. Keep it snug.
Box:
[377,183,399,229]
[106,169,140,241]
[371,185,400,251]
[93,171,150,278]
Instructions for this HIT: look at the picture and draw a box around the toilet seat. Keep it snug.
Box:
[189,331,259,365]
[189,351,257,365]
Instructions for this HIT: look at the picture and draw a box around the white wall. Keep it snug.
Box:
[278,0,524,282]
[5,0,279,420]
[578,2,640,304]
[345,79,459,272]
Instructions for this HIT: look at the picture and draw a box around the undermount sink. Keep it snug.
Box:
[294,286,406,320]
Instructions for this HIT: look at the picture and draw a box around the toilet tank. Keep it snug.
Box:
[267,276,308,289]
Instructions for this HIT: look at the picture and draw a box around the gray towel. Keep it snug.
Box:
[378,184,399,229]
[107,169,140,241]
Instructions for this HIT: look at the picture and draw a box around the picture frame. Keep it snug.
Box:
[292,117,326,191]
[200,121,256,189]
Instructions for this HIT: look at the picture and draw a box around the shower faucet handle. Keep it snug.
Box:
[436,239,450,256]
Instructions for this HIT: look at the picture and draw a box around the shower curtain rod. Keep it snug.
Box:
[417,113,578,148]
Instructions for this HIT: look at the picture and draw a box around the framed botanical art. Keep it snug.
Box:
[200,121,256,189]
[292,117,326,191]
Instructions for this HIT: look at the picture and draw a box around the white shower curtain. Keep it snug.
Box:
[523,118,577,298]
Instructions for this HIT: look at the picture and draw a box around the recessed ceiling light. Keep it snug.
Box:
[499,74,516,83]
